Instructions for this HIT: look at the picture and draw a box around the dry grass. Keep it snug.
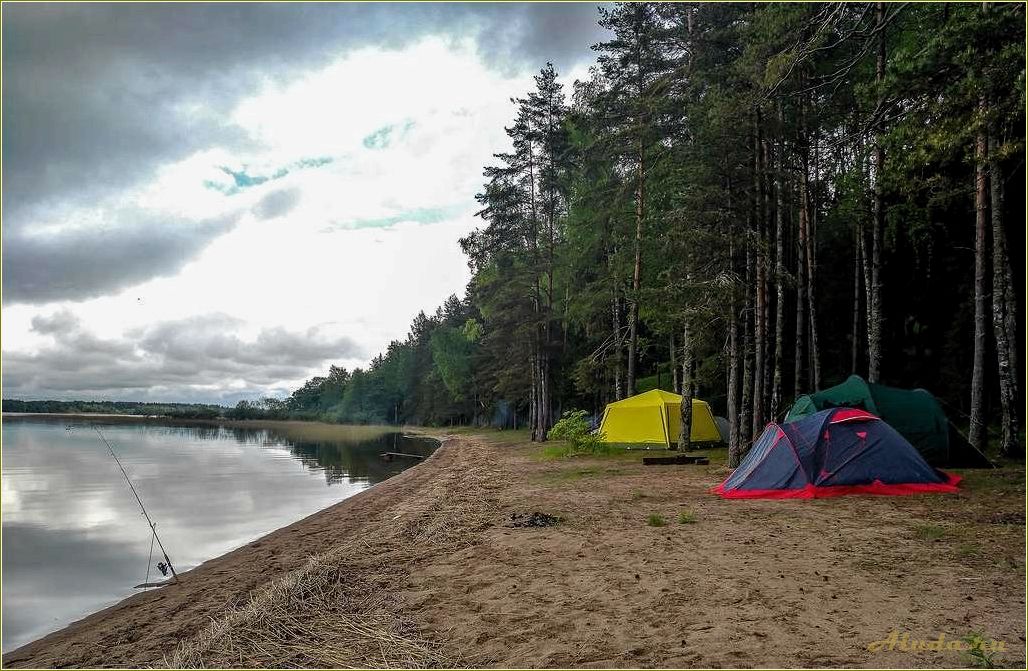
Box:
[165,551,450,669]
[165,436,499,669]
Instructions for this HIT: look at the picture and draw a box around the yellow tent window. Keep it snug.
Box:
[598,389,722,448]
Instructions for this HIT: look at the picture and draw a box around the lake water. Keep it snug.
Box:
[0,416,437,652]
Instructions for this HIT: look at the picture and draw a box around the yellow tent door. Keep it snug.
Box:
[665,397,721,444]
[598,389,721,448]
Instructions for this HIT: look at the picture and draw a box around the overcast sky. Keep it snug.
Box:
[1,2,608,404]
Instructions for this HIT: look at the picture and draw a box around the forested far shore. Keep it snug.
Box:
[8,3,1023,464]
[277,3,1024,462]
[1,400,226,420]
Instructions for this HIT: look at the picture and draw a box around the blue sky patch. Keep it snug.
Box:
[332,203,467,231]
[362,120,415,150]
[203,156,334,195]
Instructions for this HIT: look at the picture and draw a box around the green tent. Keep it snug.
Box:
[786,375,991,468]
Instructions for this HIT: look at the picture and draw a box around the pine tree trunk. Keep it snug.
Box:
[541,130,556,442]
[771,120,786,420]
[969,104,988,453]
[795,80,809,398]
[529,353,538,437]
[610,247,624,402]
[868,1,886,383]
[859,206,873,362]
[740,221,756,458]
[679,317,694,452]
[805,190,821,390]
[753,245,765,438]
[795,175,808,400]
[804,100,822,391]
[752,114,767,438]
[537,355,550,441]
[627,139,645,397]
[852,220,863,374]
[726,166,742,466]
[670,332,680,393]
[612,288,624,402]
[728,234,742,466]
[760,134,772,427]
[525,136,544,442]
[989,132,1018,457]
[563,286,570,353]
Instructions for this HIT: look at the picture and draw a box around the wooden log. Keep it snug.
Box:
[642,455,709,466]
[380,452,425,461]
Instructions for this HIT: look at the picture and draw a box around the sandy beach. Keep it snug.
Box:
[4,430,1024,669]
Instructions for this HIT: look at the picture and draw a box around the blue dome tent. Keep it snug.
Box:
[714,408,961,499]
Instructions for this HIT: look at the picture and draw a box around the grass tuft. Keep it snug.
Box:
[646,514,666,527]
[956,542,981,559]
[962,631,1004,668]
[914,523,946,540]
[677,510,697,524]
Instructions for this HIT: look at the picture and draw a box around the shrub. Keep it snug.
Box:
[646,514,666,527]
[546,410,608,456]
[678,510,697,524]
[962,631,1003,668]
[914,523,946,540]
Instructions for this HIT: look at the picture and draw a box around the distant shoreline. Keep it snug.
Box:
[3,411,163,419]
[1,412,406,433]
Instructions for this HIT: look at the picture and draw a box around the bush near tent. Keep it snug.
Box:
[785,375,991,468]
[714,408,961,499]
[598,389,722,449]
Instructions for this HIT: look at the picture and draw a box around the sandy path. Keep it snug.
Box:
[5,432,1025,669]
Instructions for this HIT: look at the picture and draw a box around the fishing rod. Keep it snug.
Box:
[94,426,179,584]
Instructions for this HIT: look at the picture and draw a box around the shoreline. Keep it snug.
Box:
[2,430,457,667]
[4,430,1024,668]
[3,414,439,658]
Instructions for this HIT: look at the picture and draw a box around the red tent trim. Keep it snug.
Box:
[712,472,962,499]
[829,408,878,424]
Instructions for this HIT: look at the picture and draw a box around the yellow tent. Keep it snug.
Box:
[598,389,722,448]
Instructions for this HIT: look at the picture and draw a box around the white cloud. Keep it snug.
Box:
[2,37,554,402]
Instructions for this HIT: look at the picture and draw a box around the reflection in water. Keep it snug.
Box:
[0,416,436,652]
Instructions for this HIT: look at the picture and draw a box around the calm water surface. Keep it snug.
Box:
[0,416,437,652]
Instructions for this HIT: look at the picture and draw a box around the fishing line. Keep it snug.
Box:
[94,426,179,584]
[145,522,156,587]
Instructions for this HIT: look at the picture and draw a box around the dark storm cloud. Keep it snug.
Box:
[2,313,362,401]
[2,2,607,305]
[29,309,81,336]
[254,188,301,220]
[1,210,241,304]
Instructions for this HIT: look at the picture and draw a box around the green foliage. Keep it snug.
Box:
[962,631,1003,669]
[430,323,476,402]
[546,410,607,456]
[646,514,666,527]
[275,295,485,426]
[914,524,947,541]
[677,511,697,525]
